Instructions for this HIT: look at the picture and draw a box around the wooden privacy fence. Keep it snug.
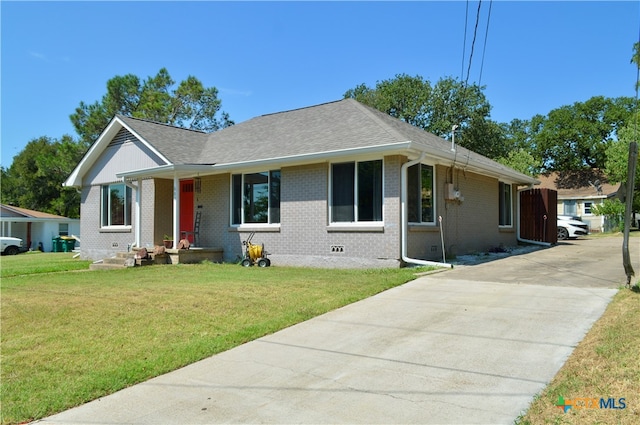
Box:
[520,188,557,244]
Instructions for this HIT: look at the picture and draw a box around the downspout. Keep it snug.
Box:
[401,152,453,268]
[173,175,180,245]
[516,186,552,247]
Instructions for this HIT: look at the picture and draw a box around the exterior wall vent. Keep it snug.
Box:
[330,245,345,253]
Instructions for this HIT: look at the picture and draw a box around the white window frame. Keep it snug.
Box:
[407,162,436,225]
[100,183,132,229]
[59,223,69,236]
[230,170,281,227]
[328,159,384,226]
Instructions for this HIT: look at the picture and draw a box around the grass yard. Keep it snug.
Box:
[0,255,428,425]
[0,252,92,278]
[516,286,640,425]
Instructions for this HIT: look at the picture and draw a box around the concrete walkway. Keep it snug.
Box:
[36,236,635,424]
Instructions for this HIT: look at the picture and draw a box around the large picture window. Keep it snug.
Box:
[331,160,383,223]
[498,182,512,226]
[232,170,280,225]
[101,183,132,227]
[407,163,434,223]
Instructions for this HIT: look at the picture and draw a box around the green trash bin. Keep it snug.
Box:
[52,237,62,252]
[62,238,75,252]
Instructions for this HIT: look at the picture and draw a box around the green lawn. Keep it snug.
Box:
[0,252,92,278]
[0,255,428,425]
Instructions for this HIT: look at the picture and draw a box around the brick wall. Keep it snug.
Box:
[407,165,518,261]
[80,185,132,260]
[190,157,403,267]
[78,157,519,266]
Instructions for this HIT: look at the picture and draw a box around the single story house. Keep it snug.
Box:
[0,204,80,251]
[536,170,621,233]
[64,98,539,267]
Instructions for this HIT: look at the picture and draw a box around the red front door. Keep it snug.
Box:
[180,180,194,242]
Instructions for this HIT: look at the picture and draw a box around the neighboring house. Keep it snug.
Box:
[64,98,539,267]
[536,170,620,233]
[0,204,80,251]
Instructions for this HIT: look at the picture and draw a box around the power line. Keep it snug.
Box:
[478,0,493,86]
[465,0,483,87]
[460,0,470,83]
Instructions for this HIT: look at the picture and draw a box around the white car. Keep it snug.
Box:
[557,215,589,240]
[1,236,24,255]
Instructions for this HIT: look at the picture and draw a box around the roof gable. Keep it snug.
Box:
[65,115,208,187]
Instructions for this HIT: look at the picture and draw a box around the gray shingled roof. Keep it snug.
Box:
[198,99,410,163]
[116,99,535,183]
[350,100,523,179]
[117,115,210,164]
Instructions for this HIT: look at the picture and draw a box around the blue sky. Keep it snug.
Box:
[2,1,639,168]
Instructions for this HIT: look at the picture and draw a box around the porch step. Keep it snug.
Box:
[89,251,167,270]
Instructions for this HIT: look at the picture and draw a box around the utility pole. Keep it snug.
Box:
[622,141,638,287]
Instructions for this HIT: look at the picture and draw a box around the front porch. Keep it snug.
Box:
[161,247,224,264]
[89,247,224,271]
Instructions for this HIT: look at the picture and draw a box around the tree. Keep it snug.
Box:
[344,74,431,128]
[70,68,233,146]
[592,199,626,232]
[633,42,640,91]
[604,121,640,217]
[532,96,636,171]
[496,149,540,177]
[344,74,507,159]
[605,122,640,185]
[4,69,233,219]
[1,135,83,217]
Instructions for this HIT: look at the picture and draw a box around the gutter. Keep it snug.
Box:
[116,142,414,181]
[400,152,453,268]
[516,186,552,247]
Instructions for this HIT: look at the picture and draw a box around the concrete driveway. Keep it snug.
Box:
[35,236,636,424]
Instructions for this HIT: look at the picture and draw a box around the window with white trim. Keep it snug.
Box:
[101,183,132,227]
[498,182,512,226]
[584,201,592,215]
[231,170,280,225]
[407,163,435,223]
[330,160,383,223]
[59,223,69,236]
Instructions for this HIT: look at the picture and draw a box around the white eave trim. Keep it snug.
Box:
[210,141,413,172]
[405,142,539,186]
[0,217,79,223]
[117,164,215,180]
[117,142,414,179]
[112,139,536,186]
[63,116,171,188]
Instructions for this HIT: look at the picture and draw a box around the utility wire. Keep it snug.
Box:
[478,0,493,86]
[465,0,483,87]
[461,0,470,83]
